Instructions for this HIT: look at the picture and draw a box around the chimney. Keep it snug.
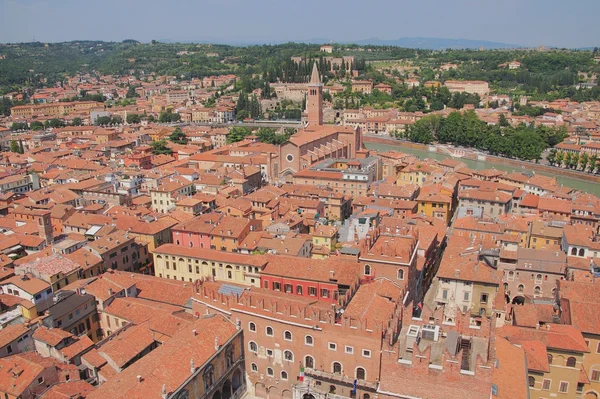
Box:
[137,375,143,383]
[190,359,195,374]
[162,384,167,399]
[193,329,197,336]
[108,288,113,296]
[214,336,219,351]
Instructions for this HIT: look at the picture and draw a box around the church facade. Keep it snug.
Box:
[275,63,362,179]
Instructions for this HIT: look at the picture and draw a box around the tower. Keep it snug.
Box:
[307,62,323,126]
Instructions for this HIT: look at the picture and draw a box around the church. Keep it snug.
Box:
[275,63,363,179]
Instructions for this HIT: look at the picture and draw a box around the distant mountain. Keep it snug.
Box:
[348,37,522,50]
[153,36,522,49]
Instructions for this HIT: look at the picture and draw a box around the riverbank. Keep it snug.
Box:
[363,135,600,185]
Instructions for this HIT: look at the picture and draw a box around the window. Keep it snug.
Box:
[284,284,292,293]
[559,381,568,393]
[528,376,535,387]
[463,292,470,301]
[356,367,366,380]
[263,280,269,289]
[518,284,524,293]
[547,354,553,364]
[296,285,303,295]
[266,349,273,357]
[534,286,541,295]
[442,289,448,300]
[305,356,314,368]
[566,357,577,367]
[345,346,354,354]
[273,282,281,291]
[364,265,371,276]
[542,379,551,390]
[321,289,329,298]
[251,363,258,372]
[249,341,257,353]
[305,335,314,346]
[266,326,274,336]
[480,293,489,304]
[309,287,317,296]
[281,371,288,380]
[329,342,337,351]
[397,269,404,280]
[284,331,292,341]
[591,369,600,382]
[249,322,256,332]
[333,362,342,374]
[362,349,371,358]
[284,350,294,361]
[267,367,274,377]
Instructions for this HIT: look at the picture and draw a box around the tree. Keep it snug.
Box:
[236,110,250,121]
[546,148,557,166]
[579,152,589,172]
[45,118,65,128]
[168,127,188,144]
[126,113,141,124]
[10,122,28,131]
[555,151,565,167]
[30,121,44,131]
[9,140,21,154]
[589,154,599,174]
[227,127,252,143]
[159,112,180,123]
[150,140,172,155]
[95,116,111,125]
[498,114,510,127]
[70,117,82,126]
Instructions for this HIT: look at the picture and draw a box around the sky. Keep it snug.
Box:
[0,0,598,48]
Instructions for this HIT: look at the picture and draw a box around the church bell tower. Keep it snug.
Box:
[307,62,323,126]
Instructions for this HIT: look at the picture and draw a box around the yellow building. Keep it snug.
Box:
[499,325,589,399]
[397,163,443,187]
[153,244,267,286]
[416,191,453,225]
[311,224,338,251]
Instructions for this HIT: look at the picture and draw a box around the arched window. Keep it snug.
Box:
[305,335,314,346]
[203,365,214,389]
[397,269,404,280]
[356,367,366,380]
[251,363,258,372]
[266,326,273,336]
[249,322,256,332]
[266,367,274,377]
[284,350,294,361]
[503,283,508,292]
[364,265,371,276]
[572,247,578,256]
[528,376,535,387]
[249,341,257,353]
[566,357,577,367]
[534,286,541,295]
[518,284,524,293]
[535,274,542,281]
[579,248,585,257]
[363,394,371,399]
[281,371,288,380]
[305,356,314,369]
[284,330,292,341]
[547,354,553,364]
[333,362,342,375]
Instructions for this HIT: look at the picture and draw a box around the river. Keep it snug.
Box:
[365,141,600,195]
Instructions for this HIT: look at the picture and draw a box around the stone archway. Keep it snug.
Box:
[232,369,242,391]
[303,395,316,399]
[222,379,232,399]
[585,392,599,399]
[282,390,293,398]
[255,383,267,398]
[511,296,525,305]
[268,386,280,398]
